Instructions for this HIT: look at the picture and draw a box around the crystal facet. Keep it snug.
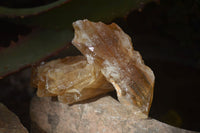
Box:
[72,20,155,114]
[31,56,114,104]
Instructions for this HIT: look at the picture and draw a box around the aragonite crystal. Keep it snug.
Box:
[72,19,155,114]
[31,56,114,104]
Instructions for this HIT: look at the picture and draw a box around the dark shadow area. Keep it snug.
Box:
[123,1,200,131]
[0,69,33,132]
[0,21,31,48]
[0,0,58,8]
[68,91,118,106]
[148,60,200,131]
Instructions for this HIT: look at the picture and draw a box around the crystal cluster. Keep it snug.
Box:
[32,19,155,115]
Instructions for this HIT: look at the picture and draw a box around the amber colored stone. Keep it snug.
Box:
[32,19,155,116]
[31,56,114,104]
[72,20,155,114]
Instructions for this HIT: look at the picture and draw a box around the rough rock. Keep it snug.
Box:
[0,103,28,133]
[30,95,197,133]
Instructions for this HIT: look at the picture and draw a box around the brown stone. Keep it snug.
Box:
[30,95,196,133]
[0,103,28,133]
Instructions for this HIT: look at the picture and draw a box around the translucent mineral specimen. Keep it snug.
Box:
[31,56,114,104]
[32,19,155,116]
[72,20,155,114]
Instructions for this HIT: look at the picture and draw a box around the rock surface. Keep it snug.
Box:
[0,103,28,133]
[30,95,197,133]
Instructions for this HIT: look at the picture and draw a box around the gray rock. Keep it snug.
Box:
[0,103,28,133]
[30,95,197,133]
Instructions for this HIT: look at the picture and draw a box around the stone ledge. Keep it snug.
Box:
[30,95,197,133]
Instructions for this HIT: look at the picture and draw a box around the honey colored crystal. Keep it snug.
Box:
[32,19,155,116]
[31,56,114,104]
[72,20,155,114]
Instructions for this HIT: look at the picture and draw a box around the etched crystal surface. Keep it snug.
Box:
[32,19,155,115]
[31,56,114,104]
[72,20,155,114]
